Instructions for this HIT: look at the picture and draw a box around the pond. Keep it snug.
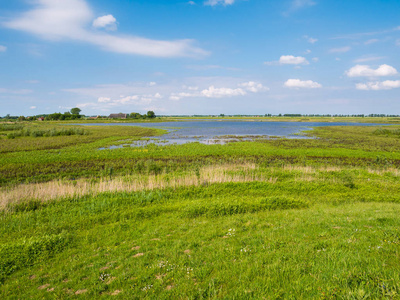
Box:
[78,120,386,149]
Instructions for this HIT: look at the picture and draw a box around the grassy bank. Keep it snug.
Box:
[1,121,400,298]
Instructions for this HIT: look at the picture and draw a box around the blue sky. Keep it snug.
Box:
[0,0,400,116]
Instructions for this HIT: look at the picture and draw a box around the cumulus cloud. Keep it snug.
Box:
[3,0,207,58]
[239,81,268,92]
[80,93,162,109]
[356,80,400,91]
[279,55,309,65]
[201,86,246,98]
[169,81,267,100]
[93,15,117,31]
[204,0,235,6]
[0,45,7,52]
[284,79,322,89]
[265,55,309,66]
[30,106,37,109]
[345,64,398,77]
[329,46,351,53]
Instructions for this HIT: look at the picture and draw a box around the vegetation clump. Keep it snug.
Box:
[6,127,87,139]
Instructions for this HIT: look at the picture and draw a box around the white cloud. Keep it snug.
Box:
[356,80,400,91]
[148,82,157,86]
[353,56,385,63]
[308,37,318,44]
[312,57,319,62]
[329,46,351,53]
[364,39,379,45]
[188,1,196,5]
[93,15,117,31]
[279,55,309,65]
[204,0,235,6]
[30,106,37,109]
[0,45,7,52]
[67,78,267,110]
[98,97,111,103]
[4,0,207,58]
[284,79,322,89]
[201,86,246,98]
[169,92,196,101]
[169,81,267,100]
[81,93,159,109]
[304,36,318,44]
[345,64,398,77]
[239,81,268,92]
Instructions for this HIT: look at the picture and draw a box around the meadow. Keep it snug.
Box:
[1,119,400,299]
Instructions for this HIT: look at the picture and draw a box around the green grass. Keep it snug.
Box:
[1,184,400,298]
[1,121,400,298]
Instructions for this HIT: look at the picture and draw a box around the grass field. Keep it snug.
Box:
[1,118,400,299]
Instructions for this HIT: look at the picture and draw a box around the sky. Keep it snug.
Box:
[0,0,400,116]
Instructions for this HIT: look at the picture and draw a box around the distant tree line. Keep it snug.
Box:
[128,111,156,119]
[0,108,83,121]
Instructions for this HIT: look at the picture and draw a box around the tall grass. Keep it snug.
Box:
[6,127,88,139]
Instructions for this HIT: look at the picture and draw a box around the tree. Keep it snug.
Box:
[147,111,156,118]
[130,112,142,119]
[70,107,81,115]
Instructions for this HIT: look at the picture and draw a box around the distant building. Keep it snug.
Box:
[37,117,45,121]
[109,113,128,119]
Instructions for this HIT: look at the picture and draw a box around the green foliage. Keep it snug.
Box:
[373,128,400,137]
[0,124,24,131]
[0,232,72,283]
[70,107,81,115]
[6,127,87,139]
[146,110,156,118]
[261,196,309,210]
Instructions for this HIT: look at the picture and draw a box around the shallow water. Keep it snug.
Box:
[79,120,384,149]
